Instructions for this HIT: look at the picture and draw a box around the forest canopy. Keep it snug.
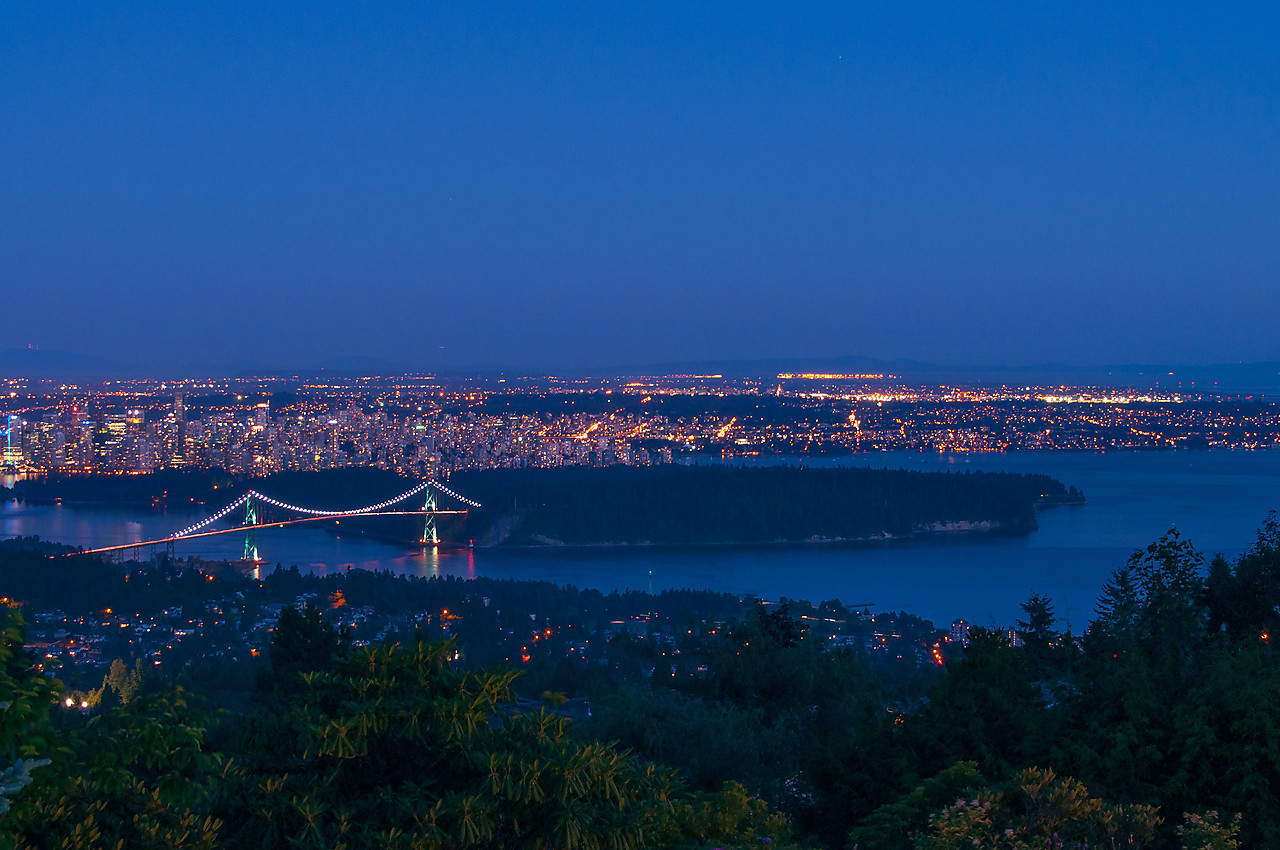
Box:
[448,464,1080,545]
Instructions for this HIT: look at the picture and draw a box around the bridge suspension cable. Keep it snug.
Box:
[426,480,482,509]
[171,479,479,539]
[173,494,251,539]
[247,480,435,519]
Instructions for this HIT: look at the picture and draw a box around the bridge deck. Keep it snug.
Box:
[72,509,468,556]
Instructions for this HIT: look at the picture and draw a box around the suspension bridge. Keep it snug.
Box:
[71,479,481,562]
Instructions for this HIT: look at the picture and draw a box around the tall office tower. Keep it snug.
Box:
[79,424,95,469]
[173,393,185,425]
[51,430,66,468]
[136,437,156,472]
[2,416,21,466]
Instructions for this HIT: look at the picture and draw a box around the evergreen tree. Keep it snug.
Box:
[908,628,1044,777]
[257,601,349,700]
[1216,512,1280,643]
[1091,566,1141,652]
[1016,592,1060,669]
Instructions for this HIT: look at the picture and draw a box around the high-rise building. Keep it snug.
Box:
[136,437,156,472]
[50,429,66,468]
[1,416,21,467]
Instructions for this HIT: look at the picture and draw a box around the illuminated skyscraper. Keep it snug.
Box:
[2,416,21,467]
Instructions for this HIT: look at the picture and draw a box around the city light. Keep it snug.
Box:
[1,375,1275,485]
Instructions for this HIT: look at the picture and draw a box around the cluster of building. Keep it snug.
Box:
[0,398,701,478]
[3,373,1277,480]
[24,557,969,699]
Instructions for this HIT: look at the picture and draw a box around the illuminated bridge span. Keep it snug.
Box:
[75,480,481,560]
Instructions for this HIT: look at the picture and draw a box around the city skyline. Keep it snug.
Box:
[5,373,1278,482]
[6,4,1279,370]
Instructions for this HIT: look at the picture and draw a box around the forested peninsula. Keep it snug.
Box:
[448,465,1081,546]
[8,465,1083,547]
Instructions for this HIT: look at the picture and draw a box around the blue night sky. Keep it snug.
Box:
[3,3,1279,373]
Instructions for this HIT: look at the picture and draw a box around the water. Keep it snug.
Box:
[4,450,1280,628]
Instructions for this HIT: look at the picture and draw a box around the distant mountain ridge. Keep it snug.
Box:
[2,347,1276,393]
[0,348,130,381]
[0,349,419,381]
[621,355,1280,394]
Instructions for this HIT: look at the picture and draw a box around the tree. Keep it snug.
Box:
[913,767,1159,850]
[1127,530,1207,656]
[1178,811,1241,850]
[848,762,986,850]
[710,603,812,711]
[1212,513,1280,643]
[0,608,58,816]
[3,689,223,849]
[1091,566,1141,653]
[653,781,800,850]
[103,657,146,705]
[1016,592,1060,669]
[909,628,1044,777]
[220,638,682,849]
[758,602,806,649]
[257,601,349,700]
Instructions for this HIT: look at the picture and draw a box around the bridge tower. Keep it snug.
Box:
[243,493,260,561]
[421,488,439,546]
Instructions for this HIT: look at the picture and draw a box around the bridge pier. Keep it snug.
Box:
[422,490,439,546]
[243,493,260,561]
